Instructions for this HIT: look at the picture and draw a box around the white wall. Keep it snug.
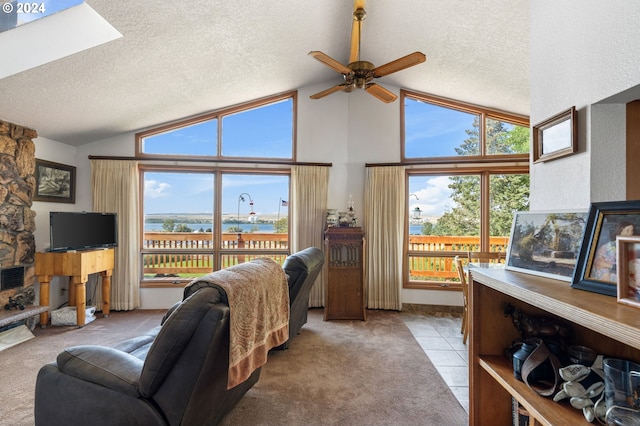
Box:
[530,0,640,210]
[32,137,80,310]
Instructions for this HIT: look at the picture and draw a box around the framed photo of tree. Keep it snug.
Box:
[506,210,588,281]
[34,159,76,203]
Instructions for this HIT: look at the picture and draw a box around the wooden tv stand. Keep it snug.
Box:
[469,266,640,425]
[35,248,115,327]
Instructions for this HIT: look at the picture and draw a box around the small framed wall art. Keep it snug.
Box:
[34,159,76,203]
[532,106,578,163]
[616,235,640,308]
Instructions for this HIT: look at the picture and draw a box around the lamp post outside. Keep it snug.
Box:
[413,206,422,221]
[237,193,255,233]
[410,193,421,225]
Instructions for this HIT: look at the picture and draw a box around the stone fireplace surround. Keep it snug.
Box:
[0,119,38,325]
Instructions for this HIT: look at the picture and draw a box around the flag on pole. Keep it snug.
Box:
[281,200,289,206]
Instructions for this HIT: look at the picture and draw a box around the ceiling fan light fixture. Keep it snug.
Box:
[308,0,426,103]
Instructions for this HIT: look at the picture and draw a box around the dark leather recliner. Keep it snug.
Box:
[34,286,260,426]
[280,246,324,349]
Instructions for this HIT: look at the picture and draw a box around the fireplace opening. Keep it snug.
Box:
[1,266,25,291]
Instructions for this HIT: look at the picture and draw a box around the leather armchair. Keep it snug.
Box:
[280,247,324,349]
[34,286,260,426]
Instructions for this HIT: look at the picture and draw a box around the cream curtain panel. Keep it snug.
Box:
[291,165,329,307]
[364,166,406,310]
[91,159,140,311]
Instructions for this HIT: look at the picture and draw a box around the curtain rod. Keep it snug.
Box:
[88,155,332,167]
[366,156,530,167]
[365,162,403,167]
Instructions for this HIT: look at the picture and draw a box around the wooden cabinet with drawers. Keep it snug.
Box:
[323,227,366,321]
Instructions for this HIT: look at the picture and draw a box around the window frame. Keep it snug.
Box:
[139,165,291,288]
[401,90,530,291]
[405,167,529,290]
[135,91,297,161]
[401,89,529,163]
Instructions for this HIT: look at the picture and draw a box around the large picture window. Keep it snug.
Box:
[407,171,529,289]
[136,92,296,160]
[141,169,290,284]
[402,90,529,161]
[402,90,530,290]
[137,93,295,286]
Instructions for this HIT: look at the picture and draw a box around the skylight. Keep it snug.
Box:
[0,0,83,33]
[0,1,122,79]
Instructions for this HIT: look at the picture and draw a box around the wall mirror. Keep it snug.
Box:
[532,106,577,163]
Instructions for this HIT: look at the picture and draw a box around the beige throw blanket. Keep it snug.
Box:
[184,258,289,389]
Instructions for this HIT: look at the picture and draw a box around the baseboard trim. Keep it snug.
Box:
[402,303,463,315]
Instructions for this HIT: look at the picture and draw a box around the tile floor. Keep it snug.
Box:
[399,309,469,413]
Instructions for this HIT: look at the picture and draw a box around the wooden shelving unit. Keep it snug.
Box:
[469,266,640,425]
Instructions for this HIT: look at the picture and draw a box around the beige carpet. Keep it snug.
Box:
[0,309,166,426]
[223,309,467,425]
[0,308,467,426]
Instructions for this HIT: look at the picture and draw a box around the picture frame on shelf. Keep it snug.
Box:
[572,200,640,296]
[532,106,578,163]
[616,236,640,309]
[34,159,76,203]
[505,210,588,281]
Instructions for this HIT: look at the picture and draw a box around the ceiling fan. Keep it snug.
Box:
[309,0,426,103]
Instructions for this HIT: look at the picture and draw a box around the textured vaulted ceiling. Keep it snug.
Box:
[0,0,529,146]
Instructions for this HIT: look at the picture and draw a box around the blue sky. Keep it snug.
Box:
[143,99,293,217]
[5,0,83,27]
[143,99,292,158]
[404,98,475,157]
[408,175,454,221]
[144,172,289,217]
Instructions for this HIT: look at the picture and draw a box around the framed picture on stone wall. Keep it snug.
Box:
[34,159,76,203]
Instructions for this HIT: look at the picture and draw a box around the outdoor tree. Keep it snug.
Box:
[420,221,435,235]
[162,219,176,232]
[174,223,193,232]
[430,117,530,236]
[274,217,288,233]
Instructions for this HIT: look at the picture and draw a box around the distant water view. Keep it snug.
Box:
[145,221,278,233]
[145,221,425,234]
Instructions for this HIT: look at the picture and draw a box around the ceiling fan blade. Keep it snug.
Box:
[310,84,349,100]
[373,52,426,77]
[349,0,366,63]
[309,51,352,75]
[365,83,397,103]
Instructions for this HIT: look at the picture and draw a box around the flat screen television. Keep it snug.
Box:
[49,212,118,252]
